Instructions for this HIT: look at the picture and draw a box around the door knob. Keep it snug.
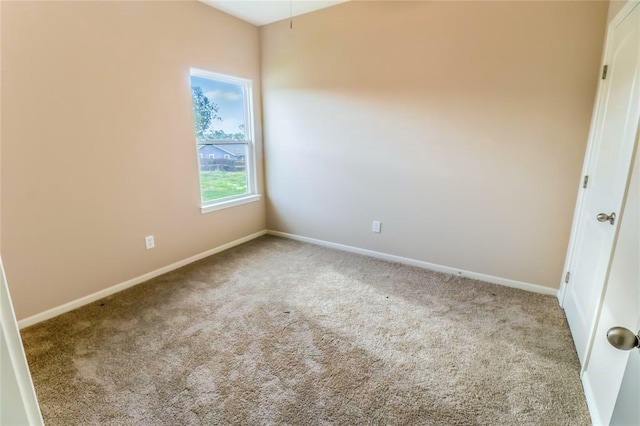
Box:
[606,327,640,351]
[597,212,616,225]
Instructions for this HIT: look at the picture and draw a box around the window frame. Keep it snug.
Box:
[190,68,260,214]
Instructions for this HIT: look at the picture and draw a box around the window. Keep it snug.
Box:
[189,69,259,212]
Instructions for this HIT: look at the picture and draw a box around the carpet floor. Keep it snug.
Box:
[21,236,590,425]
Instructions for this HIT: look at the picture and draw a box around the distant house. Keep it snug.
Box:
[197,143,246,171]
[198,144,245,160]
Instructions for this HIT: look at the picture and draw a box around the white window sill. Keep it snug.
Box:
[201,194,262,214]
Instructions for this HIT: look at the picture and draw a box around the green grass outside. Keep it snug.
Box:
[200,170,248,202]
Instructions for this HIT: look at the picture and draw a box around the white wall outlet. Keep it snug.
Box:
[145,235,155,250]
[372,220,382,233]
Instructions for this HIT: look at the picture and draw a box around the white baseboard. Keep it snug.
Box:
[18,230,267,329]
[267,230,558,297]
[19,228,558,328]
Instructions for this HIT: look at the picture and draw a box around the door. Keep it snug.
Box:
[581,140,638,425]
[562,2,640,366]
[610,345,640,425]
[0,258,43,425]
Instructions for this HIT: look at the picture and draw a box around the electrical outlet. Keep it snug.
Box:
[372,220,382,233]
[145,235,155,250]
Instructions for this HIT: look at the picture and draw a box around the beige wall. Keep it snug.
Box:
[261,1,608,289]
[1,1,265,320]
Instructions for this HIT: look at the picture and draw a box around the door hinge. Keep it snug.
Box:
[583,175,589,189]
[602,65,608,80]
[565,271,571,284]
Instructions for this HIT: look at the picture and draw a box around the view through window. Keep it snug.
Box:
[190,69,254,206]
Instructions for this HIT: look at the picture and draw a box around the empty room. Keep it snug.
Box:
[1,0,639,424]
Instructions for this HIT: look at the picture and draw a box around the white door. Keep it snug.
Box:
[0,259,44,425]
[582,140,639,425]
[562,2,640,366]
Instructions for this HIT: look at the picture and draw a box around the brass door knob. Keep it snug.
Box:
[606,327,640,351]
[596,212,616,225]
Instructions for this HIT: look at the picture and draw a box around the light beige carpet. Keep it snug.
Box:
[21,236,590,425]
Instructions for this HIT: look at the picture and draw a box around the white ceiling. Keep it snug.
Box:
[200,0,349,26]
